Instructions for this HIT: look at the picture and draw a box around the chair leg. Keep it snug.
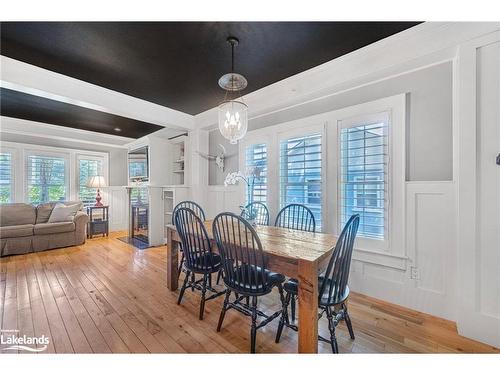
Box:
[326,306,339,354]
[191,272,196,291]
[216,269,223,285]
[275,287,289,343]
[290,295,296,321]
[177,252,185,281]
[246,296,250,306]
[177,270,190,305]
[343,303,355,340]
[250,296,258,353]
[199,274,208,320]
[217,289,231,332]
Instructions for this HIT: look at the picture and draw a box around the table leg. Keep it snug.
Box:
[297,259,318,353]
[166,227,179,291]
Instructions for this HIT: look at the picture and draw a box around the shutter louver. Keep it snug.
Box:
[78,158,103,207]
[0,152,12,203]
[340,120,388,239]
[26,155,67,204]
[245,143,267,203]
[280,134,322,230]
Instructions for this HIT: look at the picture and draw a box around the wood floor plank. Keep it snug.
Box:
[31,255,74,353]
[24,256,55,353]
[1,231,498,354]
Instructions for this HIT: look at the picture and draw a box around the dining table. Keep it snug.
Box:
[166,220,338,353]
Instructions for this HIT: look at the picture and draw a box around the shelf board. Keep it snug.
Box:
[174,159,184,163]
[165,211,173,215]
[173,170,185,173]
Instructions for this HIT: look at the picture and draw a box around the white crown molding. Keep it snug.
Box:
[195,22,500,129]
[0,116,132,148]
[0,56,195,130]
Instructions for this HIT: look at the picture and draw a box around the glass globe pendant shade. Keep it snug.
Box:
[218,99,248,144]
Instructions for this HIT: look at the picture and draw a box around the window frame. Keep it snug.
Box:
[327,94,406,256]
[276,123,326,231]
[76,153,108,207]
[24,149,70,205]
[0,147,16,203]
[337,111,391,250]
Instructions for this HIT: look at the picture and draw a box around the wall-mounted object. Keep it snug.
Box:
[128,146,149,183]
[197,143,226,171]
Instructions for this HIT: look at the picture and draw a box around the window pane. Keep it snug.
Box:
[79,158,103,207]
[245,143,267,204]
[26,155,66,204]
[280,134,322,230]
[340,120,388,239]
[0,152,12,203]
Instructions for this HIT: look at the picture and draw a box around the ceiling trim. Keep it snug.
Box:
[0,116,133,148]
[194,22,500,129]
[0,55,195,131]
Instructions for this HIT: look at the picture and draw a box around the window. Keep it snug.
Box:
[26,154,67,204]
[0,152,13,203]
[280,133,322,230]
[245,143,267,203]
[78,157,103,207]
[339,116,388,240]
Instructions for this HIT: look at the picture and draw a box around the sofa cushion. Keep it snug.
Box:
[48,203,81,223]
[34,222,75,235]
[36,203,56,224]
[0,203,36,227]
[0,224,34,239]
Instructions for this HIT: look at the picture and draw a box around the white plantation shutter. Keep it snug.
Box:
[0,152,13,203]
[26,154,67,204]
[245,143,267,203]
[339,114,389,239]
[280,133,322,230]
[78,158,103,207]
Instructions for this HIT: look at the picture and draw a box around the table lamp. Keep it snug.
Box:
[87,175,107,207]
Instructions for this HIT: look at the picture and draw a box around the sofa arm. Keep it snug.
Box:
[74,211,89,244]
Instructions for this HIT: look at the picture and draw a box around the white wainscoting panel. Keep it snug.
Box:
[106,186,128,232]
[206,185,242,219]
[349,181,457,321]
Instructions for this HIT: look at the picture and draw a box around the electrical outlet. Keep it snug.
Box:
[410,266,420,280]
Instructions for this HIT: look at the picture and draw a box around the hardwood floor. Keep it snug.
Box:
[1,232,498,354]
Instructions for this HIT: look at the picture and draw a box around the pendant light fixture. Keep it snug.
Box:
[218,36,248,144]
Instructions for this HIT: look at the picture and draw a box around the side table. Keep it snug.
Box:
[86,205,109,239]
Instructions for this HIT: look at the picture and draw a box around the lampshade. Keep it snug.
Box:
[87,175,107,188]
[218,99,248,145]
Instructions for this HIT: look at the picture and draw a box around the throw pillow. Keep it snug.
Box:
[48,203,81,223]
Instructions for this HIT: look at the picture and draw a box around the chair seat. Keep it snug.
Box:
[284,277,350,306]
[225,264,285,295]
[185,253,222,273]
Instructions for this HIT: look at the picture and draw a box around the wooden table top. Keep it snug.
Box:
[168,220,338,263]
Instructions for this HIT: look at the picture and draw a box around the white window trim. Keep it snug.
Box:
[24,148,71,204]
[76,153,109,204]
[0,146,17,203]
[327,94,406,256]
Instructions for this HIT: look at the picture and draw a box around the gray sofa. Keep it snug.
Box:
[0,201,89,257]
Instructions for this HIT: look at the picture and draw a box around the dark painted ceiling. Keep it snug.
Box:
[0,88,163,138]
[0,22,421,116]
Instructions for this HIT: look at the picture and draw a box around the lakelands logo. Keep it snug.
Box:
[1,329,49,352]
